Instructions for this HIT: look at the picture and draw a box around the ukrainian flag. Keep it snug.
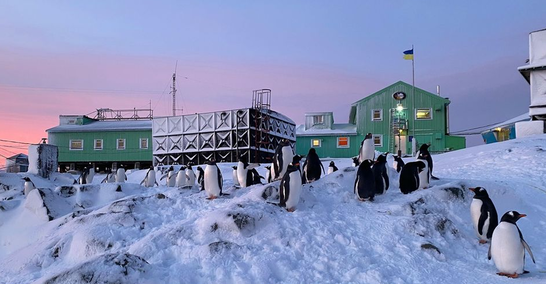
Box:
[403,49,414,60]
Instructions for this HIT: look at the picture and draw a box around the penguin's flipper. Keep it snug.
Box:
[522,239,536,263]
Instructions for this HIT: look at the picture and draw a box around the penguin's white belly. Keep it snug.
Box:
[285,171,302,210]
[237,162,247,187]
[491,222,525,274]
[186,170,196,186]
[204,166,221,197]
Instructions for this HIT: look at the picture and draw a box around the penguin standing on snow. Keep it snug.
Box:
[232,166,240,187]
[417,144,438,180]
[399,161,426,194]
[469,187,498,244]
[358,133,375,163]
[116,167,127,183]
[265,166,272,183]
[176,166,187,188]
[328,161,338,174]
[140,166,158,187]
[185,164,196,187]
[279,155,303,212]
[416,156,430,189]
[302,148,325,183]
[196,166,205,191]
[354,159,375,201]
[204,160,223,199]
[489,211,535,278]
[372,153,389,195]
[271,140,294,181]
[160,166,177,187]
[23,177,36,195]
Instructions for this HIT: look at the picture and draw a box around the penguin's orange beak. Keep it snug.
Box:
[469,188,476,192]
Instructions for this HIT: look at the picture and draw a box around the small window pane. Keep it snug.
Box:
[140,138,148,149]
[416,108,432,120]
[94,139,103,150]
[311,139,321,147]
[117,139,126,150]
[337,137,349,148]
[70,139,83,150]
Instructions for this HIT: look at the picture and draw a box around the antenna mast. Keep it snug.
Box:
[170,62,178,116]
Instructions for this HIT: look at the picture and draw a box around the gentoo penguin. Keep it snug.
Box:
[79,167,89,185]
[185,164,196,187]
[352,157,360,167]
[116,168,127,183]
[417,144,438,180]
[237,155,250,188]
[271,139,294,181]
[265,166,272,183]
[358,133,375,163]
[23,177,36,195]
[140,166,158,187]
[354,159,375,201]
[279,155,303,212]
[372,153,389,195]
[232,166,240,187]
[328,161,338,174]
[160,166,177,187]
[489,211,535,278]
[86,167,95,184]
[469,187,498,244]
[302,148,325,183]
[416,156,430,189]
[399,161,426,194]
[204,160,223,199]
[196,166,205,191]
[176,166,187,187]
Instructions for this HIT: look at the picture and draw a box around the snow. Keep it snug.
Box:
[1,135,546,283]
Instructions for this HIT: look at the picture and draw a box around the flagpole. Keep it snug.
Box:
[411,44,416,156]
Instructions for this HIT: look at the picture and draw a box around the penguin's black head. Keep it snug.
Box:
[500,211,526,224]
[329,161,335,166]
[292,155,303,166]
[469,187,489,198]
[308,148,316,155]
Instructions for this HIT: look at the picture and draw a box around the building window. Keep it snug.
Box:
[311,139,321,148]
[416,108,432,120]
[372,109,383,121]
[337,137,350,148]
[69,139,83,150]
[373,135,383,147]
[94,139,103,150]
[140,138,148,149]
[313,115,324,125]
[117,139,126,150]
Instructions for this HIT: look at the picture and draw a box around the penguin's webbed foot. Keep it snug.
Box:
[479,239,488,244]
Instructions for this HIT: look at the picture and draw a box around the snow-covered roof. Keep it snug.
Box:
[296,123,357,136]
[482,112,530,132]
[46,120,152,133]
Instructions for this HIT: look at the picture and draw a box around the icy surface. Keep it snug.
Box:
[1,135,546,283]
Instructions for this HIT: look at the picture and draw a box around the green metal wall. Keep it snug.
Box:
[49,130,152,163]
[296,135,361,158]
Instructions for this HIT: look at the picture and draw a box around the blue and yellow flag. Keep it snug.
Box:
[403,49,414,60]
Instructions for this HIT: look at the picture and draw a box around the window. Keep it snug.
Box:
[373,135,383,147]
[140,138,149,149]
[69,139,83,150]
[311,139,321,148]
[337,137,350,148]
[313,115,324,125]
[94,139,103,150]
[117,139,126,150]
[416,108,432,120]
[372,109,383,121]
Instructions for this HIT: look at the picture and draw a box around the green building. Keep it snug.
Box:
[46,115,153,172]
[296,81,466,158]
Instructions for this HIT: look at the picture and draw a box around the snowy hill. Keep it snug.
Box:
[1,136,546,283]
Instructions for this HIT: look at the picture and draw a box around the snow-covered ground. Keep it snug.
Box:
[1,135,546,283]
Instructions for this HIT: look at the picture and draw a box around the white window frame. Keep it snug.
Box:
[94,139,103,150]
[371,109,383,121]
[373,135,383,147]
[415,108,433,120]
[140,138,149,149]
[69,139,84,150]
[117,139,126,150]
[311,139,322,148]
[313,115,324,125]
[336,137,350,148]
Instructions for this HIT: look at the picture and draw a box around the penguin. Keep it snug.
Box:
[417,143,438,180]
[271,139,294,181]
[23,176,36,195]
[204,160,223,199]
[328,161,338,174]
[489,211,535,278]
[279,155,303,212]
[352,157,360,167]
[372,153,389,195]
[393,154,405,173]
[196,166,205,191]
[116,168,127,183]
[176,166,187,188]
[265,166,272,183]
[78,167,89,185]
[358,133,375,163]
[302,148,325,183]
[140,166,158,187]
[237,155,250,188]
[232,166,240,187]
[469,187,498,244]
[185,164,196,187]
[86,167,95,184]
[416,156,430,189]
[160,166,177,187]
[399,161,426,194]
[354,159,375,201]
